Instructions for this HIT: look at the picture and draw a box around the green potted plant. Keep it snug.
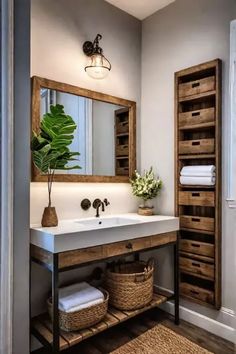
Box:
[130,167,162,216]
[31,104,81,227]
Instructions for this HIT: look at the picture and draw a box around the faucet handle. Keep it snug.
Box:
[93,198,102,209]
[104,198,110,206]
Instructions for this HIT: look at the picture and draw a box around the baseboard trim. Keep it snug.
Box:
[155,286,236,344]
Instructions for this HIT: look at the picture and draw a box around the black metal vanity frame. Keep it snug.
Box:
[30,232,179,353]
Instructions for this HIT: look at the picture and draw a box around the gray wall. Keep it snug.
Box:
[141,0,236,328]
[13,0,30,353]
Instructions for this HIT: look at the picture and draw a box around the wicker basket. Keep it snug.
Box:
[47,289,109,332]
[105,259,154,311]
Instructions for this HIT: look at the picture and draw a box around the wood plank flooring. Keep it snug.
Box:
[32,309,235,354]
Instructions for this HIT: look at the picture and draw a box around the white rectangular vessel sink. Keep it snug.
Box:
[30,213,179,253]
[75,216,140,228]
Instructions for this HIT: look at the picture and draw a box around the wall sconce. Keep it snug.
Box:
[83,34,111,79]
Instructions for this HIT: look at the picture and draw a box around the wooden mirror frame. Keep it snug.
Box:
[31,76,136,183]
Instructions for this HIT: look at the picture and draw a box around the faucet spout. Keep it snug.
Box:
[95,201,104,217]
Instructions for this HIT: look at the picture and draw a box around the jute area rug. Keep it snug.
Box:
[111,324,213,354]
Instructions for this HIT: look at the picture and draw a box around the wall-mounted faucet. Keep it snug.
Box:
[93,198,110,217]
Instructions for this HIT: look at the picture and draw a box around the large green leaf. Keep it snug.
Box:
[31,104,81,173]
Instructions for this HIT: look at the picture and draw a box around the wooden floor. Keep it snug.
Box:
[32,309,235,354]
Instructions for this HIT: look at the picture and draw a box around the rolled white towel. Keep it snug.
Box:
[59,282,104,312]
[180,176,216,186]
[60,297,104,313]
[181,171,215,177]
[181,165,215,176]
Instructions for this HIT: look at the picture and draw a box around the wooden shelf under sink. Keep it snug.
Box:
[31,290,171,352]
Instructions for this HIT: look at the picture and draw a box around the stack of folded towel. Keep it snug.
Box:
[180,165,216,186]
[59,282,104,313]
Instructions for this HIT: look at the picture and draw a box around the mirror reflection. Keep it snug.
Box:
[40,88,128,176]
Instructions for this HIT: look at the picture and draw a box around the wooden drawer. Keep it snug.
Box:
[179,139,215,155]
[179,108,215,129]
[116,144,129,156]
[116,121,129,134]
[179,191,215,207]
[59,245,104,269]
[116,167,129,176]
[180,282,214,304]
[180,256,214,279]
[104,237,151,258]
[180,239,214,258]
[151,232,177,247]
[180,215,215,232]
[179,76,215,98]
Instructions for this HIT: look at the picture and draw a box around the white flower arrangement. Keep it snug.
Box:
[130,167,162,208]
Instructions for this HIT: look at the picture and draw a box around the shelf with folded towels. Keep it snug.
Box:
[179,165,216,186]
[31,289,172,351]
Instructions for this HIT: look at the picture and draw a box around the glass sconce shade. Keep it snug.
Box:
[85,53,111,79]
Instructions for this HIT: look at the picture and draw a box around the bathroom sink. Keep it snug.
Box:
[30,213,179,253]
[76,216,140,228]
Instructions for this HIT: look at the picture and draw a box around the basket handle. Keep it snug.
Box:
[134,258,155,283]
[146,258,155,271]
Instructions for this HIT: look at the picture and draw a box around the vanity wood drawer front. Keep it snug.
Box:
[116,121,129,134]
[179,191,215,207]
[180,257,214,280]
[180,215,215,232]
[180,282,214,305]
[178,76,215,98]
[180,239,214,258]
[179,139,215,155]
[104,237,151,258]
[58,245,105,269]
[179,107,215,129]
[151,232,177,247]
[116,144,129,156]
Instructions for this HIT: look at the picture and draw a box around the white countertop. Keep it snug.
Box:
[30,213,179,253]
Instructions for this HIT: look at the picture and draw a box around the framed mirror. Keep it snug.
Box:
[31,76,136,183]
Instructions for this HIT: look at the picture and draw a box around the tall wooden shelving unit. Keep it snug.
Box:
[175,59,222,309]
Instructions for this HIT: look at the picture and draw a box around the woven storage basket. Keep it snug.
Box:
[47,289,109,332]
[105,259,154,311]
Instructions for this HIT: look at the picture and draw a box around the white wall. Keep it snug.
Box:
[30,0,141,349]
[141,0,236,339]
[31,0,141,222]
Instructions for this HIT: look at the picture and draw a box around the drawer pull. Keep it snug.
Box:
[192,217,200,222]
[191,243,200,248]
[122,145,128,149]
[192,192,200,197]
[192,262,200,267]
[126,242,133,250]
[190,290,199,295]
[192,111,200,117]
[121,122,128,126]
[192,141,200,146]
[192,82,200,88]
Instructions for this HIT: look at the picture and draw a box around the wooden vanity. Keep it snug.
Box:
[30,219,179,353]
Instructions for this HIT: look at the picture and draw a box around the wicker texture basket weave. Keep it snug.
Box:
[105,259,154,311]
[47,289,109,332]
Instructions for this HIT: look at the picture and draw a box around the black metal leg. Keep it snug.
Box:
[134,253,140,262]
[52,254,60,353]
[174,240,180,325]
